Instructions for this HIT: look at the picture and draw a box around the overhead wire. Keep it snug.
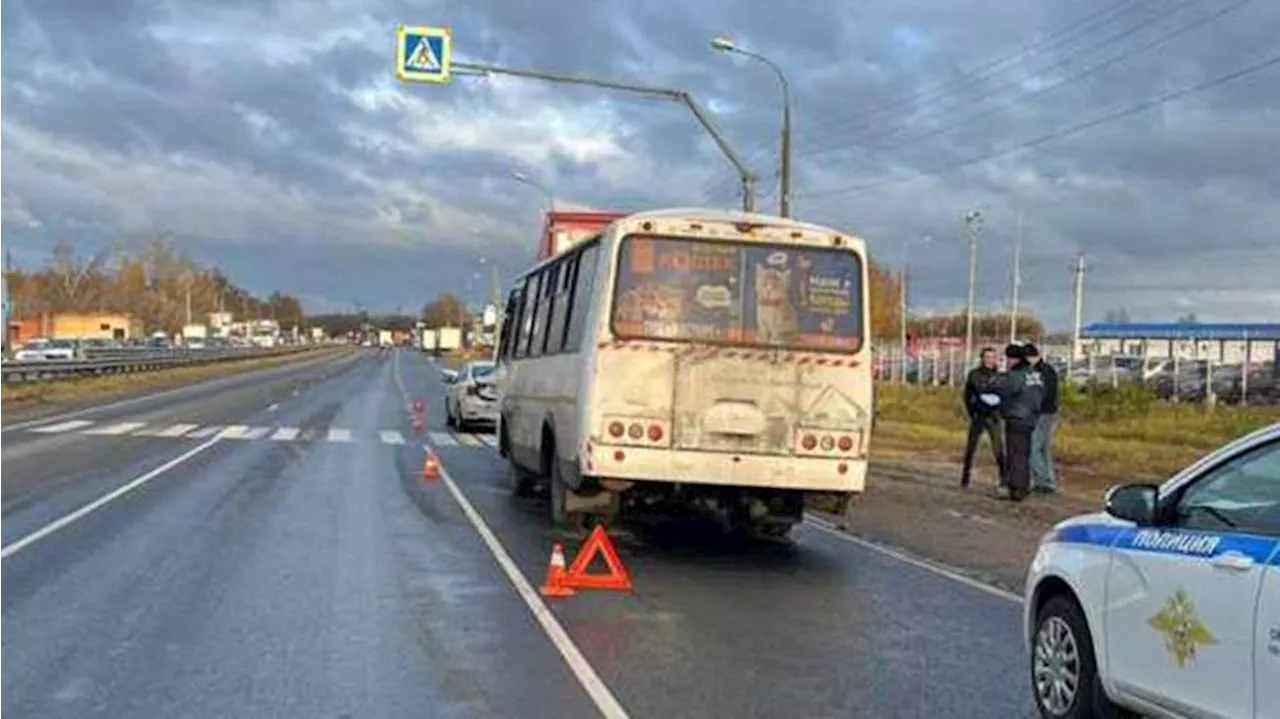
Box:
[799,51,1280,202]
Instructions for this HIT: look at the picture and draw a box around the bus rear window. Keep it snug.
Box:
[611,235,863,352]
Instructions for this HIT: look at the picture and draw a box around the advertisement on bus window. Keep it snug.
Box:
[611,236,863,351]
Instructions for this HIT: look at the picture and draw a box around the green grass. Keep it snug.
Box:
[874,383,1280,490]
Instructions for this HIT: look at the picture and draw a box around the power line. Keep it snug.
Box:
[797,0,1229,161]
[800,51,1280,201]
[696,0,1155,200]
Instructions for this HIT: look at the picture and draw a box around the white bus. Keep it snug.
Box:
[495,208,872,535]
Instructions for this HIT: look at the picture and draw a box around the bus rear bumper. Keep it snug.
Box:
[587,446,867,494]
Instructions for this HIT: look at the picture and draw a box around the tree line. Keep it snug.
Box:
[4,237,305,335]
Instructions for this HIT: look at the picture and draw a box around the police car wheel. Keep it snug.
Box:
[1032,596,1119,719]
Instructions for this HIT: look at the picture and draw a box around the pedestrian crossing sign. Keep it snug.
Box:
[395,25,452,84]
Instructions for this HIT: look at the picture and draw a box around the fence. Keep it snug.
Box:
[872,343,1280,406]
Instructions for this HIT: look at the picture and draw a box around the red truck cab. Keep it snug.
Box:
[537,210,628,261]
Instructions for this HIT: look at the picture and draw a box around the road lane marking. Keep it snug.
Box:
[29,420,95,433]
[1,437,224,560]
[327,428,352,443]
[379,430,405,445]
[186,426,223,438]
[804,516,1021,604]
[141,423,200,438]
[478,434,498,448]
[218,425,271,440]
[436,464,630,719]
[84,422,148,436]
[267,403,279,412]
[428,432,456,447]
[270,427,301,441]
[456,433,482,447]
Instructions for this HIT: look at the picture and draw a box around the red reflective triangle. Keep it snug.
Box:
[562,525,632,592]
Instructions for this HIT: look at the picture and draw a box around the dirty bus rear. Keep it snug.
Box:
[496,208,872,535]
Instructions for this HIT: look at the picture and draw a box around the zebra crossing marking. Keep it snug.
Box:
[270,427,300,441]
[20,418,501,451]
[30,420,95,433]
[84,422,147,436]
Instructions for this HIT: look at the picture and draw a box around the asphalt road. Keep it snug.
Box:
[2,349,1036,718]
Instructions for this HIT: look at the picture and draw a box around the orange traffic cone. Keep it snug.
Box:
[421,448,441,481]
[539,543,576,598]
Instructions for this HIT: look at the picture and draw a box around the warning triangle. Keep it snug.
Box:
[406,37,441,71]
[562,525,633,592]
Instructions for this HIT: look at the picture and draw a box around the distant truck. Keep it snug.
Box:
[182,324,209,349]
[437,327,462,353]
[421,328,439,353]
[378,329,393,348]
[537,210,627,261]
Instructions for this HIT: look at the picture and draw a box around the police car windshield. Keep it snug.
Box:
[471,362,495,379]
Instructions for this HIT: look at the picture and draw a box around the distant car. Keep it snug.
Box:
[14,338,79,361]
[1024,422,1280,719]
[444,360,498,431]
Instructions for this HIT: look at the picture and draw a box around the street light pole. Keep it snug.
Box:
[711,37,792,217]
[511,171,555,211]
[962,210,983,369]
[454,61,757,212]
[1010,205,1023,347]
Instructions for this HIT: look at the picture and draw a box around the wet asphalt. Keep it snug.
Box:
[2,349,1036,718]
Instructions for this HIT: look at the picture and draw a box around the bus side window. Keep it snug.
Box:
[556,250,582,352]
[564,243,599,354]
[498,285,521,360]
[546,252,578,355]
[530,265,557,358]
[517,273,541,359]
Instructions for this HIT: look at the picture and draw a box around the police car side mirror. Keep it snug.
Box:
[1104,483,1159,525]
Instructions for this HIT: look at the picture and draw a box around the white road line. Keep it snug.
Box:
[270,427,300,441]
[436,464,630,719]
[478,434,499,448]
[0,437,224,560]
[428,432,456,447]
[84,422,148,436]
[186,426,223,439]
[267,403,279,412]
[153,423,200,438]
[327,428,352,443]
[218,425,271,440]
[456,433,482,447]
[29,420,95,433]
[379,430,405,445]
[803,516,1022,604]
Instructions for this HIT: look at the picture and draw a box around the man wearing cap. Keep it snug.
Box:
[1024,343,1060,493]
[997,342,1044,501]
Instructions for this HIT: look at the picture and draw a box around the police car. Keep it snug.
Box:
[1025,422,1279,719]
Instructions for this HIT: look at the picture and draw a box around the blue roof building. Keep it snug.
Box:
[1081,322,1280,341]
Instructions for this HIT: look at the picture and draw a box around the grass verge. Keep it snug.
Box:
[2,347,351,417]
[874,383,1280,492]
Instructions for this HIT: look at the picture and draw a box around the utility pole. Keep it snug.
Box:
[3,249,13,354]
[185,280,193,326]
[962,210,983,370]
[1068,253,1086,378]
[1009,206,1023,347]
[899,265,908,385]
[0,245,10,353]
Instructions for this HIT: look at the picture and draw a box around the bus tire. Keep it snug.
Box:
[547,442,583,531]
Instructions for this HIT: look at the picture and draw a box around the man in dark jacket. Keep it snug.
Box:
[999,342,1044,502]
[961,347,1006,488]
[1026,344,1060,493]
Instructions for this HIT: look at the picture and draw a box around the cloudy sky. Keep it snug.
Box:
[3,0,1278,328]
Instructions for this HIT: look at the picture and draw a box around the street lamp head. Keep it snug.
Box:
[511,171,530,183]
[964,210,983,224]
[710,36,738,53]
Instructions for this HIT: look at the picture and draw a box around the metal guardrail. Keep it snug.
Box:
[1,345,325,384]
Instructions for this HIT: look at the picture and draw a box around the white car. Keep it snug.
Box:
[1024,422,1280,719]
[14,338,79,361]
[443,360,498,431]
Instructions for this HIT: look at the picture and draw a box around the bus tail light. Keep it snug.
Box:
[628,423,644,440]
[801,434,817,451]
[648,424,663,442]
[820,435,835,452]
[838,435,853,452]
[609,421,625,438]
